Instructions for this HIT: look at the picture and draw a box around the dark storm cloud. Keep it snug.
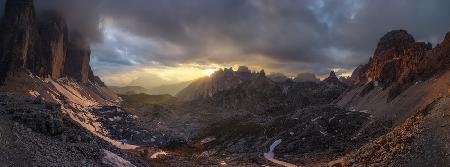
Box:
[2,0,450,76]
[99,0,329,65]
[96,0,450,75]
[34,0,103,42]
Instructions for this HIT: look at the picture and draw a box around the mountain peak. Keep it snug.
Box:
[259,69,266,77]
[351,29,448,100]
[374,30,415,57]
[329,71,337,78]
[323,71,341,84]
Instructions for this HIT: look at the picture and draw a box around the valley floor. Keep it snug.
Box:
[0,73,447,167]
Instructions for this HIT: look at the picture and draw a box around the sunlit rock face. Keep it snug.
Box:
[351,29,450,100]
[354,30,433,87]
[38,13,69,80]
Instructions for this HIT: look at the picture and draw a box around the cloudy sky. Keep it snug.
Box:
[11,0,450,87]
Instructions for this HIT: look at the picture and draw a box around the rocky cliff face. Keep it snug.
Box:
[38,13,69,80]
[0,0,39,80]
[354,30,433,86]
[64,32,91,83]
[351,29,449,100]
[0,0,102,85]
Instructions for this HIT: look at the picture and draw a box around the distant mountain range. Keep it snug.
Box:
[109,81,192,96]
[176,66,327,101]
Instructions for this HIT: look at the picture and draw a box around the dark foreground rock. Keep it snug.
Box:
[0,93,148,166]
[332,97,450,167]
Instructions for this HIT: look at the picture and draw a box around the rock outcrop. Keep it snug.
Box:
[350,29,450,100]
[0,0,103,85]
[373,30,417,57]
[353,30,433,86]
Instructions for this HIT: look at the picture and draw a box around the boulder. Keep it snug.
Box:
[12,108,64,136]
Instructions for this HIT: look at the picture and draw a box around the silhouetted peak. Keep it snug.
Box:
[323,71,342,85]
[329,71,337,78]
[259,69,266,77]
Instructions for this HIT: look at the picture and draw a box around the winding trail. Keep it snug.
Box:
[263,139,297,167]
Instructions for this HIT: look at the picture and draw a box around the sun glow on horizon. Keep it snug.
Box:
[203,68,217,76]
[101,64,225,87]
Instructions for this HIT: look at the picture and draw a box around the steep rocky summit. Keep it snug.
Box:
[0,0,101,84]
[338,29,450,125]
[352,30,441,86]
[351,30,449,100]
